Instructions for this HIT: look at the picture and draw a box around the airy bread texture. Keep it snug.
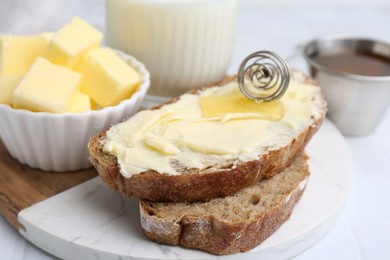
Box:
[88,70,326,202]
[140,153,310,255]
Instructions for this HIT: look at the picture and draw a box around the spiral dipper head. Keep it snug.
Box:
[238,51,290,102]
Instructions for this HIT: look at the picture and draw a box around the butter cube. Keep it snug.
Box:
[0,33,53,76]
[68,91,91,113]
[13,57,82,113]
[0,75,22,105]
[44,17,103,68]
[90,100,102,110]
[74,48,140,107]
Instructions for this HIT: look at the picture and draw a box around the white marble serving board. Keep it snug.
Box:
[17,119,352,260]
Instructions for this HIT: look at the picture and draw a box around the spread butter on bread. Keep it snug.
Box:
[88,69,327,202]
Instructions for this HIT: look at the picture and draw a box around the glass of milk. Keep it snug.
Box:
[106,0,238,106]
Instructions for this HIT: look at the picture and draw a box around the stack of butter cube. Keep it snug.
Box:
[0,17,140,113]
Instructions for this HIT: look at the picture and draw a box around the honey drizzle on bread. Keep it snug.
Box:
[88,70,326,202]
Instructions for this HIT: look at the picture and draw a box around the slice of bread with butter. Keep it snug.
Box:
[88,69,327,202]
[140,153,309,255]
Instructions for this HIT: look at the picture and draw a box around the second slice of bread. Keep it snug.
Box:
[140,153,310,255]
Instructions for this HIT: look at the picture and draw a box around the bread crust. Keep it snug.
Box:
[88,70,326,202]
[139,155,310,255]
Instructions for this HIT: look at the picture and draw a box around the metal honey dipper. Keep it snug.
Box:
[238,51,290,102]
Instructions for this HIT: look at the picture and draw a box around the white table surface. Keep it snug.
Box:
[1,1,390,259]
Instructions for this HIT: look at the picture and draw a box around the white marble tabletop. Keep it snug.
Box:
[1,0,390,259]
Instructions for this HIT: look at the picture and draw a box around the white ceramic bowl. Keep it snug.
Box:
[0,51,150,171]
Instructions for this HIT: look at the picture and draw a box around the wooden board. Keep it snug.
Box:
[0,141,97,230]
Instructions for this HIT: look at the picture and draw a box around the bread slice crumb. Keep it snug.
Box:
[140,153,310,255]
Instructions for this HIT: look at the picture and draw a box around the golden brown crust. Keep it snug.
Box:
[140,187,306,255]
[88,71,326,202]
[139,155,310,255]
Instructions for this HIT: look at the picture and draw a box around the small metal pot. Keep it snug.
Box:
[303,35,390,136]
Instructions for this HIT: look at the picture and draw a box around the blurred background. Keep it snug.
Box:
[1,1,390,259]
[1,0,389,74]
